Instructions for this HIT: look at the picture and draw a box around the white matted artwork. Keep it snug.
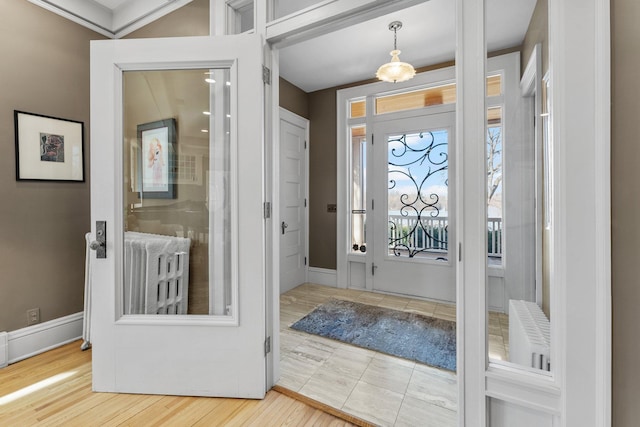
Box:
[14,111,84,181]
[137,118,176,199]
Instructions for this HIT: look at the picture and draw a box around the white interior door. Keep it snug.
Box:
[372,112,456,302]
[279,109,308,294]
[89,35,267,398]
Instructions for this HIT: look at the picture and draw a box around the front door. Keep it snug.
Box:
[89,35,267,397]
[372,112,456,301]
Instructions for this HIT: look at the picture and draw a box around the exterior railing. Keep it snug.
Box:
[388,215,503,257]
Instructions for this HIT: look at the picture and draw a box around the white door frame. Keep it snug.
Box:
[336,66,457,292]
[260,1,611,425]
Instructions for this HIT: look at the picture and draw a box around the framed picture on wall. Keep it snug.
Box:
[14,110,85,181]
[137,118,177,199]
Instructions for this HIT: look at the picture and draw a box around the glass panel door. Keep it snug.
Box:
[90,35,266,398]
[373,112,455,302]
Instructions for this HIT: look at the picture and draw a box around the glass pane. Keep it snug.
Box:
[376,83,456,115]
[122,68,232,316]
[227,0,254,34]
[375,77,498,116]
[350,100,365,119]
[350,126,366,253]
[486,0,549,373]
[272,0,324,20]
[487,106,503,267]
[387,129,448,260]
[487,74,502,97]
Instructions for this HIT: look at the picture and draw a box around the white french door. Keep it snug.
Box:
[372,111,456,301]
[89,35,267,397]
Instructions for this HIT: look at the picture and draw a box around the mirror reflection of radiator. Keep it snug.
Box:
[509,299,551,371]
[124,232,191,315]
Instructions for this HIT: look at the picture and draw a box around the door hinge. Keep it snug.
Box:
[304,198,307,207]
[371,134,374,145]
[264,336,272,355]
[372,199,375,210]
[304,140,307,149]
[459,242,462,262]
[304,256,307,266]
[372,263,377,276]
[263,202,271,219]
[262,65,271,85]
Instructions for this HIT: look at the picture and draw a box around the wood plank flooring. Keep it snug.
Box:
[0,341,358,426]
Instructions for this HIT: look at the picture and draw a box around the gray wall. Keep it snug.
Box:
[280,78,309,119]
[612,0,640,424]
[125,0,209,39]
[0,0,210,333]
[0,0,103,331]
[0,0,105,332]
[308,88,338,269]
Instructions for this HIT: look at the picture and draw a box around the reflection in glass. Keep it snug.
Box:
[226,0,254,34]
[350,126,367,253]
[486,0,550,372]
[271,0,324,20]
[122,68,231,316]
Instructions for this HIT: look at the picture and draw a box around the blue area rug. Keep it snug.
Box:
[290,299,456,371]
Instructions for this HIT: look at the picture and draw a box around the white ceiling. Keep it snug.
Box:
[30,0,193,37]
[34,0,537,93]
[93,0,129,8]
[279,0,537,92]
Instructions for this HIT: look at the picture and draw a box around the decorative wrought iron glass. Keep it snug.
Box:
[386,129,449,260]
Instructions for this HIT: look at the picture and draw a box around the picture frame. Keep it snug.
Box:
[14,110,85,182]
[137,118,177,199]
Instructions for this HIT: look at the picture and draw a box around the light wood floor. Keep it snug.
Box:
[277,283,509,427]
[0,341,359,426]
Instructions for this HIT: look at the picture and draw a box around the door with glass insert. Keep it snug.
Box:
[90,35,266,397]
[372,112,456,301]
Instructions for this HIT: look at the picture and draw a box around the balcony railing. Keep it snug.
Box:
[388,215,503,257]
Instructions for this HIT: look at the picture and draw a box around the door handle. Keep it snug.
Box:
[89,221,107,259]
[281,221,288,235]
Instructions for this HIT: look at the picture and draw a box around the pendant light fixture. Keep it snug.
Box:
[376,21,416,83]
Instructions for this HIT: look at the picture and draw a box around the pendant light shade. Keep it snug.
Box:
[376,21,416,83]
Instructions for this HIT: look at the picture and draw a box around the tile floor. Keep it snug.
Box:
[277,283,509,427]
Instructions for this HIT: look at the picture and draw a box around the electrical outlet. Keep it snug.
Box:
[27,308,40,326]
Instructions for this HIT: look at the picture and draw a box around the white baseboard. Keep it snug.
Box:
[6,312,83,365]
[0,332,7,368]
[308,267,337,287]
